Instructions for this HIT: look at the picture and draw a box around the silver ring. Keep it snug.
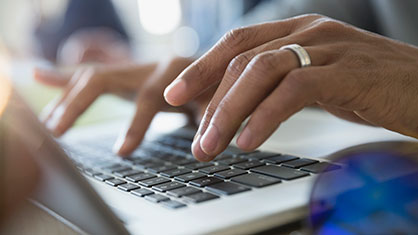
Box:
[280,44,311,68]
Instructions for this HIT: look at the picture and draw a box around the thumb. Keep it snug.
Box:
[33,68,71,87]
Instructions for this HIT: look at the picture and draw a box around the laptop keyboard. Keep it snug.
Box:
[64,132,340,210]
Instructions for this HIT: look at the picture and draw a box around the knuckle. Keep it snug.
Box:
[297,13,326,22]
[221,27,252,52]
[283,70,310,93]
[216,97,235,121]
[250,52,277,72]
[226,53,253,77]
[256,102,278,121]
[203,103,217,122]
[312,18,345,34]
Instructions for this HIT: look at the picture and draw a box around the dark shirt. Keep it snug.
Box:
[35,0,129,62]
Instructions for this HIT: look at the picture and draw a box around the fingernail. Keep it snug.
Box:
[192,134,212,162]
[164,79,186,105]
[237,127,252,149]
[200,124,219,155]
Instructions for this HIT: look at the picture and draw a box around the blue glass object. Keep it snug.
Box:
[309,142,418,235]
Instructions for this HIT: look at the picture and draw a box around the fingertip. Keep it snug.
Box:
[114,137,134,157]
[192,134,215,162]
[164,79,187,106]
[236,127,253,150]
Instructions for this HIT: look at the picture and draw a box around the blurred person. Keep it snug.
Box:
[33,0,131,66]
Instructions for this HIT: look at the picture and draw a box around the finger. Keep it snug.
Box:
[194,33,315,138]
[114,89,163,157]
[190,35,308,160]
[33,68,71,87]
[195,47,328,160]
[46,73,104,136]
[236,66,329,150]
[164,17,318,107]
[43,69,88,124]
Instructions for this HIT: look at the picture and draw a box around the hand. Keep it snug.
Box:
[164,14,418,161]
[34,57,211,156]
[57,28,131,66]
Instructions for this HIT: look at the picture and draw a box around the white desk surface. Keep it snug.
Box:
[3,107,416,235]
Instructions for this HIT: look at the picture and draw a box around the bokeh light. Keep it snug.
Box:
[172,26,200,57]
[138,0,182,35]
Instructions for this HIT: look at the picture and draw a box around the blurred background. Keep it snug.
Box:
[1,0,417,126]
[0,0,265,62]
[0,0,268,126]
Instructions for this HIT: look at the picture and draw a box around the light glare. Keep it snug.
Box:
[138,0,182,35]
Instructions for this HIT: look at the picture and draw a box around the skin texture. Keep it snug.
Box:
[164,14,418,161]
[34,57,213,156]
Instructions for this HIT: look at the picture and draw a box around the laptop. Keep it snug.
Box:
[3,86,414,235]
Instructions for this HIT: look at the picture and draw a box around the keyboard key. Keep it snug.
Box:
[131,188,154,197]
[84,168,101,177]
[232,173,281,188]
[105,178,127,186]
[217,158,247,166]
[94,174,114,181]
[145,194,170,203]
[152,181,185,192]
[114,169,142,178]
[101,163,122,170]
[199,165,230,174]
[251,165,309,180]
[240,151,280,160]
[133,159,162,169]
[214,154,234,161]
[174,158,197,166]
[206,182,250,195]
[183,192,219,203]
[214,169,247,179]
[138,177,171,187]
[184,162,214,170]
[110,166,132,173]
[174,172,206,182]
[224,146,256,156]
[126,173,156,182]
[161,168,192,178]
[147,164,178,173]
[117,183,141,192]
[301,162,341,173]
[233,160,265,170]
[262,155,299,164]
[189,177,223,187]
[162,155,196,165]
[167,187,201,197]
[282,158,319,168]
[161,200,187,209]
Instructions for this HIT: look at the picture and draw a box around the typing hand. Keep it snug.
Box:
[164,14,418,161]
[34,57,212,156]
